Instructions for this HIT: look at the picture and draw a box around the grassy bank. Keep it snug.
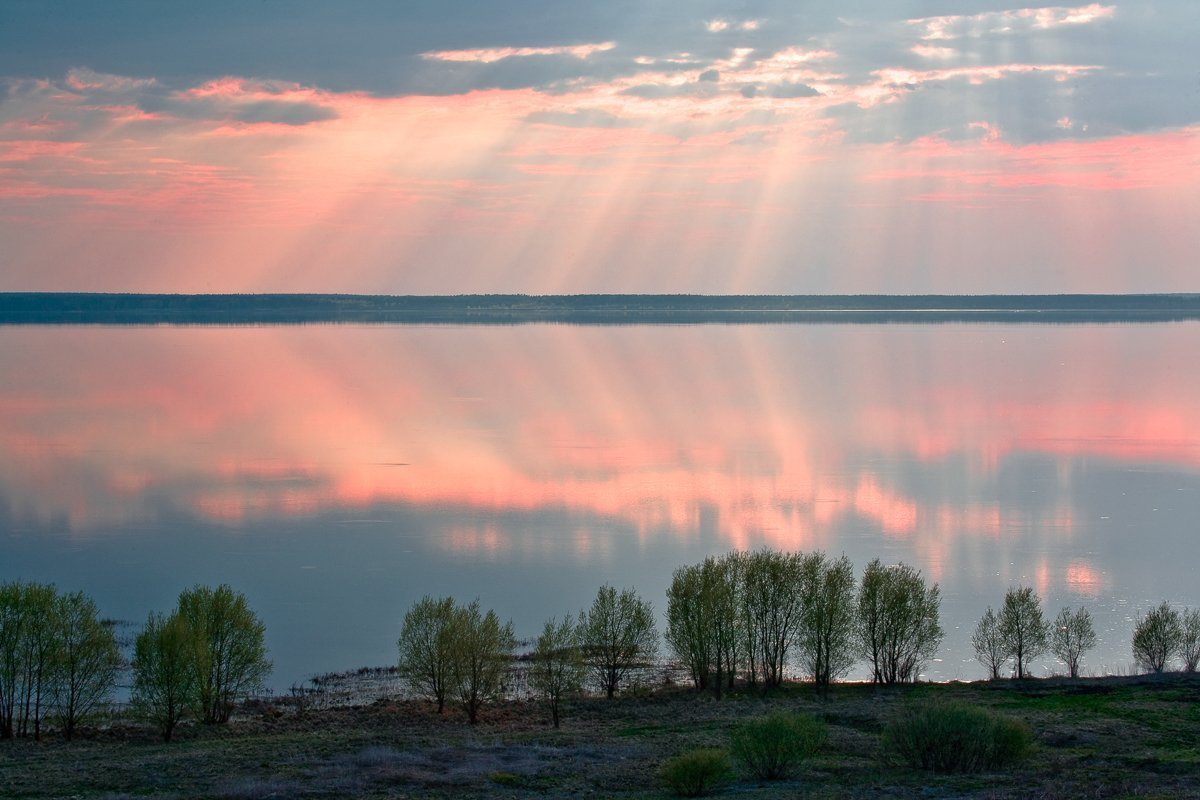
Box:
[2,674,1198,799]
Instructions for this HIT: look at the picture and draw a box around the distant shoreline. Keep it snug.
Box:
[4,292,1200,325]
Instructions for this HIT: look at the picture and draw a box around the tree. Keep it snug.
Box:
[448,599,515,724]
[578,585,658,699]
[1181,609,1200,673]
[529,615,585,728]
[132,612,195,742]
[972,608,1006,679]
[0,582,61,739]
[397,596,458,713]
[1132,602,1182,673]
[52,591,120,740]
[856,559,943,684]
[1049,607,1097,679]
[0,582,28,739]
[740,550,804,689]
[998,586,1049,679]
[665,556,740,698]
[796,554,856,688]
[176,585,271,724]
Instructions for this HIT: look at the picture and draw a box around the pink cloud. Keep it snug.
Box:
[422,41,615,63]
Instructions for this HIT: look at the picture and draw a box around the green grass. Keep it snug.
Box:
[1,674,1198,799]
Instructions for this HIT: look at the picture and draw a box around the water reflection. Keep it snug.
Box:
[2,323,1199,685]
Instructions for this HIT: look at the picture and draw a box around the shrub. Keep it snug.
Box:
[883,700,1033,773]
[659,748,734,797]
[730,710,826,780]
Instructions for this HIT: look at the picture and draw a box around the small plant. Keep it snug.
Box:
[883,700,1033,773]
[730,710,826,780]
[659,748,734,797]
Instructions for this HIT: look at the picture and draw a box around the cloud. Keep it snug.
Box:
[525,108,633,128]
[422,41,616,64]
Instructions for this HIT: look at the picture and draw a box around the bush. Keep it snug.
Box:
[731,710,826,780]
[883,700,1033,773]
[659,748,734,797]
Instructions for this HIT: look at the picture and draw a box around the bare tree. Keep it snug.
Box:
[397,596,458,713]
[796,554,856,688]
[1181,609,1200,673]
[448,600,515,724]
[529,615,585,728]
[999,587,1049,679]
[1050,607,1097,679]
[856,559,943,684]
[53,591,120,740]
[132,612,196,742]
[578,585,657,699]
[1132,602,1182,673]
[972,607,1006,679]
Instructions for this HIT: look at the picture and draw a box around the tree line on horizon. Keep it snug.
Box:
[3,550,1199,739]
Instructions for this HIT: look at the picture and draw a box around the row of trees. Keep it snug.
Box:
[665,553,941,697]
[972,588,1097,679]
[397,586,657,725]
[0,582,121,740]
[0,581,271,742]
[401,553,1200,725]
[972,589,1200,679]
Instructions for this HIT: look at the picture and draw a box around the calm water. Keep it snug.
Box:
[2,322,1199,688]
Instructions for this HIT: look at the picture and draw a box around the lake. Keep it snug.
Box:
[2,322,1198,689]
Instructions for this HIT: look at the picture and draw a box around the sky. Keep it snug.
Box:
[1,1,1198,294]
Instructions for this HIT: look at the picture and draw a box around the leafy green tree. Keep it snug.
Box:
[0,583,60,739]
[665,556,740,698]
[1181,608,1200,673]
[132,612,196,742]
[53,591,120,740]
[397,596,458,713]
[740,550,804,689]
[578,585,658,699]
[448,599,515,724]
[1132,602,1182,673]
[529,615,585,728]
[1050,607,1097,678]
[999,587,1049,679]
[176,585,271,724]
[972,607,1006,679]
[796,553,856,687]
[0,582,28,739]
[857,559,943,684]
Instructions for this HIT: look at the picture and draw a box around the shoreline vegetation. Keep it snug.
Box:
[4,292,1200,325]
[4,547,1199,798]
[2,673,1198,798]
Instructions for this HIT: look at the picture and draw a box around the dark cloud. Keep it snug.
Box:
[767,81,820,98]
[525,108,633,128]
[698,69,720,82]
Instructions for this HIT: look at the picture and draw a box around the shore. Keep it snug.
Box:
[3,673,1198,799]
